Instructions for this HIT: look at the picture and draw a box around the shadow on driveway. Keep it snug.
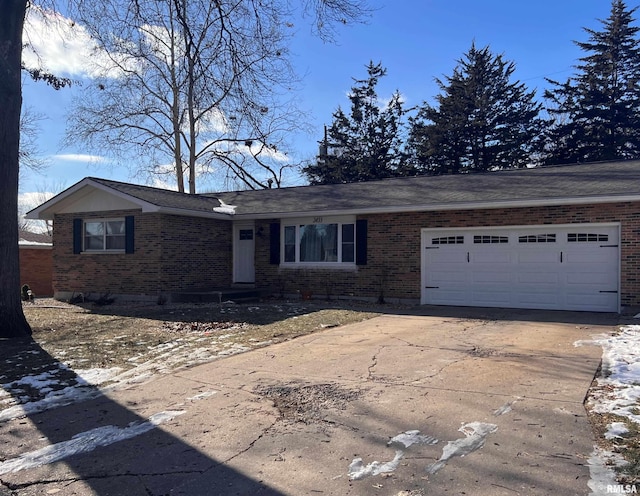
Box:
[0,337,283,496]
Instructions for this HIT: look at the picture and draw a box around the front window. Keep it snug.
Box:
[84,219,125,251]
[282,218,355,265]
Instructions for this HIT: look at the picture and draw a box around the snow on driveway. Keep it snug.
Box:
[0,320,639,490]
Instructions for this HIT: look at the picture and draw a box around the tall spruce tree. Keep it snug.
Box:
[303,62,406,184]
[544,0,640,164]
[408,43,545,174]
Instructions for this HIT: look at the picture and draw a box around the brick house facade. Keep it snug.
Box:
[254,202,640,307]
[28,161,640,311]
[53,211,232,299]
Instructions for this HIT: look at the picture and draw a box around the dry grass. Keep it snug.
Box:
[19,298,381,373]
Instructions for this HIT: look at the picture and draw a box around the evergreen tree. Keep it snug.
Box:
[544,0,640,164]
[408,43,545,174]
[304,62,406,184]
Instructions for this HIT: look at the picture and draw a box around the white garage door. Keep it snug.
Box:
[421,224,619,312]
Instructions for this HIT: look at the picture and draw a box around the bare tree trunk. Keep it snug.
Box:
[0,0,32,338]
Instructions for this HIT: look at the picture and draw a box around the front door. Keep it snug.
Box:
[233,223,255,283]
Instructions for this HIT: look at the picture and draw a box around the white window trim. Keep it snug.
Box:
[280,215,357,268]
[83,218,126,253]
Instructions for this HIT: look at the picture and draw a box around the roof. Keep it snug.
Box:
[87,178,224,213]
[27,160,640,221]
[18,230,52,247]
[214,160,640,217]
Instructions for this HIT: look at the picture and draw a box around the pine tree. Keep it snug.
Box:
[304,62,406,184]
[408,43,545,174]
[544,0,640,164]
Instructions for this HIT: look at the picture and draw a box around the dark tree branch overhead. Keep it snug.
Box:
[65,0,371,193]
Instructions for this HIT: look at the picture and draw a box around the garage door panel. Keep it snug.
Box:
[564,250,617,265]
[471,291,513,306]
[428,251,467,264]
[471,271,512,283]
[472,250,512,264]
[515,291,560,306]
[422,225,619,312]
[429,270,467,284]
[427,289,469,305]
[566,271,617,285]
[516,271,560,284]
[516,250,559,264]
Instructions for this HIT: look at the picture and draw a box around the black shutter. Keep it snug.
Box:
[73,218,83,254]
[269,222,280,264]
[355,219,367,265]
[125,216,135,254]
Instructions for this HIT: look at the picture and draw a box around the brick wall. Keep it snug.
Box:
[51,201,640,307]
[53,210,232,298]
[255,202,640,307]
[19,246,53,296]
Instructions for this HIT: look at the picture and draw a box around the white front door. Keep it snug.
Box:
[421,224,620,312]
[233,223,255,283]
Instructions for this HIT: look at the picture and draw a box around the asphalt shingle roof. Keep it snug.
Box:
[78,160,640,218]
[212,160,640,216]
[89,177,222,213]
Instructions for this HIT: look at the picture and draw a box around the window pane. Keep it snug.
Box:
[106,236,125,250]
[342,224,355,262]
[106,221,125,235]
[239,229,253,240]
[85,235,104,250]
[300,224,337,262]
[342,224,354,243]
[85,222,104,236]
[284,226,296,262]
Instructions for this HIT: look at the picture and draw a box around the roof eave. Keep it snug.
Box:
[26,178,163,220]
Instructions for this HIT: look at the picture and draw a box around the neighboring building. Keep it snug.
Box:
[27,160,640,312]
[19,230,53,297]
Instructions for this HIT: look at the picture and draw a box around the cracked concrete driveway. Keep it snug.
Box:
[1,309,614,496]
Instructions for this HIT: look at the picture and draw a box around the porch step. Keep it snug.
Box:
[170,287,268,304]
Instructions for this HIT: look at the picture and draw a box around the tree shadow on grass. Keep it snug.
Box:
[0,337,283,496]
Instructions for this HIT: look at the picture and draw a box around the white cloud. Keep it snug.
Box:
[52,154,108,163]
[23,7,100,78]
[19,191,54,211]
[22,6,135,79]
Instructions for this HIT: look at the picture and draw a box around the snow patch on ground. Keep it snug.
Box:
[0,410,185,475]
[348,450,404,480]
[605,422,630,440]
[426,422,498,475]
[588,446,628,496]
[577,324,640,488]
[387,430,438,448]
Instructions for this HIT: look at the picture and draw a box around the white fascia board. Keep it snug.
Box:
[26,179,231,221]
[231,194,640,220]
[155,206,233,220]
[26,178,160,220]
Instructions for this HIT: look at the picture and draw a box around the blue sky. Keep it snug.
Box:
[19,0,617,209]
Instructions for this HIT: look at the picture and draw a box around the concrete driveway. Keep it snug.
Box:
[2,309,614,496]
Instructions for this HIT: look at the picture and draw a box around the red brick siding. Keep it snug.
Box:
[19,247,53,296]
[51,201,640,307]
[53,211,231,297]
[255,202,640,307]
[158,214,232,291]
